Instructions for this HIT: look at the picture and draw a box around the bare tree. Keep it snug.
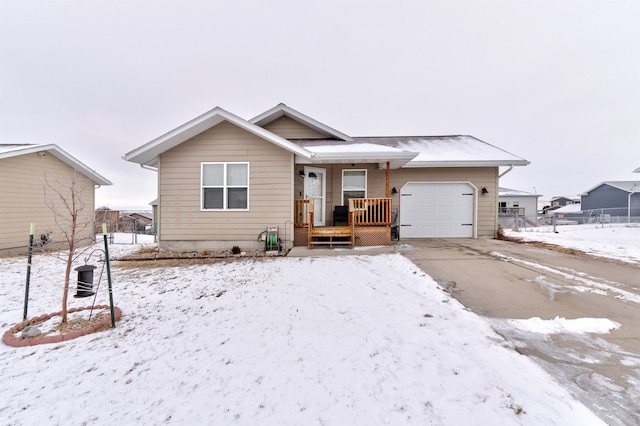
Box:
[43,170,95,324]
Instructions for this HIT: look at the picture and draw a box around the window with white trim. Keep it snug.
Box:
[202,162,249,210]
[342,169,367,205]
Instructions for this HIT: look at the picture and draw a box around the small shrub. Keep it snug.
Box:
[231,246,242,255]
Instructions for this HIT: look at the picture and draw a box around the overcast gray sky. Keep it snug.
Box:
[2,0,639,210]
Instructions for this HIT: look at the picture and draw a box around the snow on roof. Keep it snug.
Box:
[297,142,417,169]
[355,136,529,167]
[125,105,530,170]
[554,203,582,214]
[498,187,540,197]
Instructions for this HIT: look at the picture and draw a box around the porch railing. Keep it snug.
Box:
[294,199,312,227]
[295,197,392,227]
[349,198,392,226]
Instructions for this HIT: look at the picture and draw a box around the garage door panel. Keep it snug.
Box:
[400,182,475,238]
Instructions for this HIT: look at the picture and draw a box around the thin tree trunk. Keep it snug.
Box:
[60,182,78,324]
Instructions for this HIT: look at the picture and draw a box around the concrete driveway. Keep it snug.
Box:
[400,238,640,426]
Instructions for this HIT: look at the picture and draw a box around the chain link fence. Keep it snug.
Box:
[500,206,640,232]
[95,220,156,244]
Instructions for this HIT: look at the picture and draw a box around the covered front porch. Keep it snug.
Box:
[294,198,395,248]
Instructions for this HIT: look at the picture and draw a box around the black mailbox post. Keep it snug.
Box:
[74,264,97,298]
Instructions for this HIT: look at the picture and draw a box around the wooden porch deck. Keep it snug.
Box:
[296,198,392,249]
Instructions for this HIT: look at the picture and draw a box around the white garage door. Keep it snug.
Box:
[400,182,475,238]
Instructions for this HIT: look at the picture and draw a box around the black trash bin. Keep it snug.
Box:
[74,264,97,298]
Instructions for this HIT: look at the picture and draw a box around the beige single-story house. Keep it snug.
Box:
[0,144,112,257]
[124,104,529,251]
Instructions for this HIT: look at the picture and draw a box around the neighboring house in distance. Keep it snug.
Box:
[95,208,153,233]
[119,212,153,233]
[95,207,120,233]
[542,196,580,214]
[123,104,529,251]
[580,181,640,222]
[498,187,540,216]
[498,187,540,228]
[0,144,112,257]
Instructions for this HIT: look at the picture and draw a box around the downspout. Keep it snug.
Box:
[629,191,638,224]
[499,165,514,178]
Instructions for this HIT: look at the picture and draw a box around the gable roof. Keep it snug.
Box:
[582,181,640,194]
[124,105,529,170]
[123,107,314,168]
[0,144,112,186]
[250,103,354,141]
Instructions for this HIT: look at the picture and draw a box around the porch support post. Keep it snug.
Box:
[385,161,390,198]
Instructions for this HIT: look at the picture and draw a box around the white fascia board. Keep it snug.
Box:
[123,107,313,167]
[298,150,417,169]
[403,159,530,168]
[2,143,112,185]
[251,103,354,142]
[634,166,640,173]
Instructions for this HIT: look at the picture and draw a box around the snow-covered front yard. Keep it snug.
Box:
[3,228,633,425]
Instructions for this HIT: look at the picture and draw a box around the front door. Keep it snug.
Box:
[304,166,326,226]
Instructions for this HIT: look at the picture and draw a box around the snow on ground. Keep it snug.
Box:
[0,233,615,425]
[505,223,640,264]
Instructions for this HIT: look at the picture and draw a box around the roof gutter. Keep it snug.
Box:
[140,164,158,172]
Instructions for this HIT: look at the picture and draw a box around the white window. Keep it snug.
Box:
[342,169,367,206]
[201,162,249,210]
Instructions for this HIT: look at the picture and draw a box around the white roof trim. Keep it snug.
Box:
[0,144,112,186]
[403,159,530,168]
[250,103,354,142]
[123,107,313,167]
[634,166,640,173]
[581,181,640,195]
[300,144,417,169]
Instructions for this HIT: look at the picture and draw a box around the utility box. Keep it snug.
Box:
[74,264,97,298]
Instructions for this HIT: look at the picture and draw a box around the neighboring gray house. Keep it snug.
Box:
[580,181,640,222]
[542,196,580,214]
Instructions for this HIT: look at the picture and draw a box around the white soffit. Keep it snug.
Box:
[299,143,418,169]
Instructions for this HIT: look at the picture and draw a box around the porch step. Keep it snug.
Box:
[308,226,354,249]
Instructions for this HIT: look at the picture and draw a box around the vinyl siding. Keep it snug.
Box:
[0,153,96,255]
[294,164,499,237]
[158,120,294,246]
[262,116,327,139]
